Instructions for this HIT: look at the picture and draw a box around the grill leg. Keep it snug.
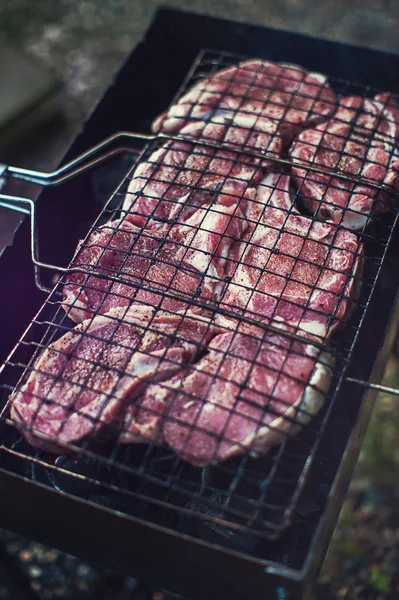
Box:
[0,537,41,600]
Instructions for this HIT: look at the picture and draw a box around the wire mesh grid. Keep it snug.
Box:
[0,49,399,545]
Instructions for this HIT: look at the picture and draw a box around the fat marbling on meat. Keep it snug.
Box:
[290,94,399,230]
[122,135,264,228]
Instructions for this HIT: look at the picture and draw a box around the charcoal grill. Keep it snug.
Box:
[1,7,399,600]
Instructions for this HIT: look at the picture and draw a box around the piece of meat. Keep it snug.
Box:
[63,205,247,323]
[162,320,334,466]
[221,173,363,339]
[290,94,399,230]
[122,136,263,227]
[119,170,336,448]
[10,307,215,453]
[152,59,337,148]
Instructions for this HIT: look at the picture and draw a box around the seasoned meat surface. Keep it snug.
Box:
[162,321,333,466]
[152,59,337,150]
[220,173,363,338]
[10,307,215,453]
[63,203,247,323]
[290,94,399,230]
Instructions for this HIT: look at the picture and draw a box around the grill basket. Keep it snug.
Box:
[1,11,399,600]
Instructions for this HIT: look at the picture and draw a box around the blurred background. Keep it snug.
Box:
[1,1,399,599]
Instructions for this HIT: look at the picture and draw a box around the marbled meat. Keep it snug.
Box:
[10,307,215,453]
[220,173,363,338]
[152,59,337,151]
[162,320,334,466]
[122,136,264,228]
[290,94,399,230]
[63,202,246,323]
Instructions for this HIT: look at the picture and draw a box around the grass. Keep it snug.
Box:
[315,355,399,599]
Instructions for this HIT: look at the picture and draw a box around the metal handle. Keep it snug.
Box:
[0,131,157,187]
[0,193,57,292]
[345,376,399,396]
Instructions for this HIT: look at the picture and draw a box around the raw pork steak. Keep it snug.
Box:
[63,204,246,323]
[10,306,215,453]
[123,136,264,227]
[290,94,399,230]
[220,173,363,339]
[152,59,337,148]
[162,320,334,466]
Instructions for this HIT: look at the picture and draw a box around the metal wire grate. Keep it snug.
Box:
[1,49,399,545]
